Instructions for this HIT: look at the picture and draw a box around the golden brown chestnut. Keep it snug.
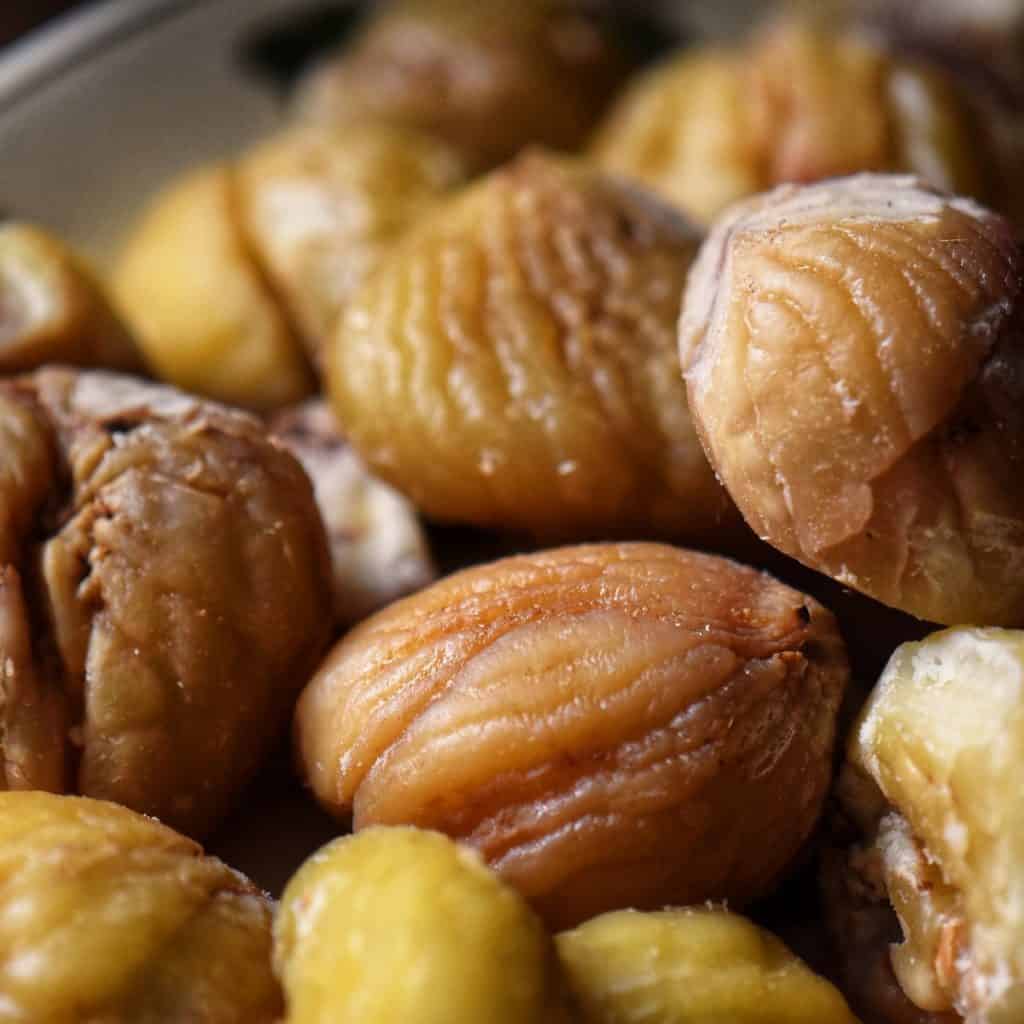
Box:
[275,827,571,1023]
[824,627,1024,1023]
[112,165,315,410]
[293,0,634,171]
[327,151,739,542]
[0,223,145,375]
[269,399,436,628]
[0,791,281,1022]
[680,174,1024,626]
[592,19,990,227]
[237,124,467,365]
[294,542,849,929]
[0,369,332,836]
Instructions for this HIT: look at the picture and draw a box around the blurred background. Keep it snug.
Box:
[0,0,84,46]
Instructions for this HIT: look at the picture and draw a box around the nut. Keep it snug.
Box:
[274,826,570,1023]
[293,0,634,171]
[294,541,849,928]
[0,368,332,836]
[829,627,1024,1023]
[592,18,992,227]
[0,223,145,375]
[269,399,436,628]
[327,151,739,541]
[112,165,315,411]
[556,908,860,1023]
[237,124,467,365]
[680,174,1024,625]
[0,791,281,1022]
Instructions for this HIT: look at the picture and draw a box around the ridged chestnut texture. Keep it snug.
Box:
[294,542,849,929]
[237,124,467,365]
[275,828,571,1024]
[680,174,1024,626]
[269,399,436,628]
[328,152,738,541]
[591,18,990,227]
[0,792,281,1023]
[0,369,332,837]
[556,909,860,1024]
[0,223,145,375]
[826,628,1024,1023]
[294,0,633,171]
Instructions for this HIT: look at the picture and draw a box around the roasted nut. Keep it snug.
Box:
[269,399,436,628]
[294,542,849,928]
[592,19,991,227]
[556,908,860,1023]
[680,174,1024,626]
[0,791,281,1022]
[112,165,315,410]
[274,826,570,1023]
[328,151,739,541]
[237,124,467,365]
[0,223,145,375]
[0,368,332,836]
[293,0,634,171]
[826,627,1024,1022]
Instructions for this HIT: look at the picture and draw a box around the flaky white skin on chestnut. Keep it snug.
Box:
[680,174,1024,626]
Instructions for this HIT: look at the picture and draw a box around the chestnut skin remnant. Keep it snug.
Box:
[294,541,849,929]
[680,173,1024,626]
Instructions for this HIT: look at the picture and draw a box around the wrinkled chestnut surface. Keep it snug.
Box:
[238,124,467,364]
[328,151,739,541]
[824,628,1024,1023]
[113,166,316,411]
[0,369,332,837]
[0,791,281,1022]
[0,223,145,376]
[592,18,991,227]
[295,542,849,929]
[680,174,1024,626]
[269,399,436,628]
[294,0,634,171]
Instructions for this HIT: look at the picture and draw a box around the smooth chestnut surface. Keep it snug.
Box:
[295,542,849,929]
[681,174,1024,626]
[0,369,332,837]
[328,152,739,542]
[0,792,281,1022]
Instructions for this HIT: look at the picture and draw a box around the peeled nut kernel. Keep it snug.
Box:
[294,542,849,929]
[0,223,145,375]
[832,627,1024,1023]
[0,791,281,1023]
[274,826,570,1024]
[112,165,315,410]
[269,399,436,628]
[237,124,467,364]
[556,908,860,1023]
[328,151,739,541]
[294,0,633,171]
[592,19,989,227]
[0,368,332,837]
[680,174,1024,626]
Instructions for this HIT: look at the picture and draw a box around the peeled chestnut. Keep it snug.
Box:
[0,223,145,375]
[294,0,634,171]
[824,627,1024,1023]
[269,399,436,628]
[328,151,739,542]
[0,369,331,836]
[294,542,849,929]
[0,791,281,1022]
[680,174,1024,626]
[592,18,994,227]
